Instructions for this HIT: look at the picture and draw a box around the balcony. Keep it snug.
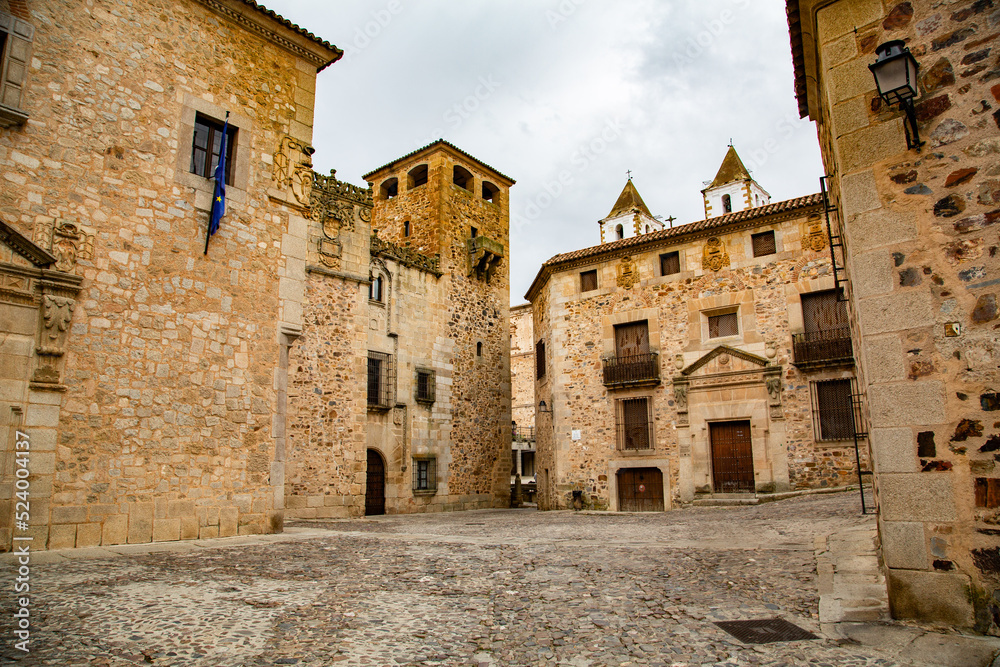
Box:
[602,352,660,388]
[467,236,504,282]
[792,327,854,371]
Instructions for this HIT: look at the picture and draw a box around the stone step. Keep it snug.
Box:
[691,497,760,506]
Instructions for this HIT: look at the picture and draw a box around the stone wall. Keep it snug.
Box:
[792,0,1000,632]
[510,303,535,430]
[530,198,867,511]
[0,0,338,549]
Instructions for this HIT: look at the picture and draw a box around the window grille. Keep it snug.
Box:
[415,369,435,404]
[191,113,237,184]
[616,397,653,450]
[811,378,855,441]
[367,351,394,410]
[580,269,598,292]
[536,340,546,379]
[752,231,776,257]
[660,251,680,276]
[412,457,437,492]
[708,311,738,338]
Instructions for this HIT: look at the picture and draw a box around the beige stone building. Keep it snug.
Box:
[528,167,867,512]
[787,0,1000,632]
[284,140,514,517]
[0,1,513,550]
[510,303,536,499]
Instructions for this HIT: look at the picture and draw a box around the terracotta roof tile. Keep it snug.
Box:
[786,0,809,119]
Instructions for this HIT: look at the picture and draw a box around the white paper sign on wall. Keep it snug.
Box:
[571,430,581,441]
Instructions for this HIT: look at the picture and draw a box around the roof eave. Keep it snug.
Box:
[363,139,516,186]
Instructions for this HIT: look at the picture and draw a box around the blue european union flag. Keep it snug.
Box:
[204,116,229,254]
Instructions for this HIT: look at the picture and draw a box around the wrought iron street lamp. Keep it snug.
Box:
[869,40,924,150]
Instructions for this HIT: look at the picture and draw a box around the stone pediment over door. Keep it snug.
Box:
[0,219,56,269]
[681,345,770,379]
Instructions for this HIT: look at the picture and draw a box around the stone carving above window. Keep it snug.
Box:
[702,237,730,271]
[30,221,93,274]
[616,256,639,289]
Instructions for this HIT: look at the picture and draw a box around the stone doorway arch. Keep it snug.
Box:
[365,449,386,516]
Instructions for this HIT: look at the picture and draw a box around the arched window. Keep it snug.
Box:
[645,225,650,233]
[403,221,410,237]
[722,194,732,213]
[380,177,398,200]
[369,275,383,301]
[453,165,473,191]
[482,181,499,202]
[407,164,428,189]
[615,224,624,240]
[755,194,760,206]
[476,341,483,357]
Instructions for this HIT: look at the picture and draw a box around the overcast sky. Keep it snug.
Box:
[261,1,825,303]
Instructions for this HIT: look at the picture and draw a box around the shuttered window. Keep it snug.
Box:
[660,251,680,276]
[536,340,546,379]
[0,11,34,127]
[616,397,653,450]
[708,312,738,338]
[801,289,848,333]
[580,270,597,292]
[614,320,650,357]
[751,231,776,257]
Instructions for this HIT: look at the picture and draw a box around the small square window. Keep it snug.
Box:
[190,113,236,184]
[415,369,435,404]
[581,270,597,292]
[708,311,739,338]
[752,231,776,257]
[660,251,680,276]
[413,457,437,492]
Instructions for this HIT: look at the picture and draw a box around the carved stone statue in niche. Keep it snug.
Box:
[273,136,316,205]
[702,237,730,271]
[616,256,639,289]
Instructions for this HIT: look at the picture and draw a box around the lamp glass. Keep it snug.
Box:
[870,42,919,105]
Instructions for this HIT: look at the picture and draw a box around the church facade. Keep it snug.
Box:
[527,153,866,511]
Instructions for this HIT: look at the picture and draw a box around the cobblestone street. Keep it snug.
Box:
[0,492,992,666]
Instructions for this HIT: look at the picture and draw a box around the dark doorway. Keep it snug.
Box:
[617,467,664,511]
[710,420,755,493]
[365,449,385,516]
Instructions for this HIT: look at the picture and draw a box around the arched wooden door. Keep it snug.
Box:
[365,449,385,516]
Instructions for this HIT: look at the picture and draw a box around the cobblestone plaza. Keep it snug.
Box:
[4,492,998,666]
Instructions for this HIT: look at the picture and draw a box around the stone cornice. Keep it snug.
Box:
[190,0,343,71]
[0,219,56,267]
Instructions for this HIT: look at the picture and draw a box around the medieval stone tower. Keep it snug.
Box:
[357,140,515,514]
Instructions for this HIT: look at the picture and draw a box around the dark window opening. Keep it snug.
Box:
[722,194,732,213]
[415,369,435,403]
[476,341,483,357]
[407,164,428,189]
[708,311,738,338]
[380,177,398,200]
[413,458,437,492]
[581,269,598,292]
[191,113,237,184]
[482,180,499,202]
[367,351,394,409]
[660,251,680,276]
[453,165,473,191]
[536,340,546,380]
[369,275,383,302]
[615,224,624,240]
[470,226,478,238]
[403,221,410,237]
[813,378,855,441]
[752,230,776,257]
[616,397,653,450]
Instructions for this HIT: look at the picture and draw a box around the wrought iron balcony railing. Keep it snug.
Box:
[602,352,660,388]
[791,327,854,369]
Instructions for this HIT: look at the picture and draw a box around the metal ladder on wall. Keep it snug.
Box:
[822,175,876,514]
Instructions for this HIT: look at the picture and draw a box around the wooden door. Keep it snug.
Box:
[617,467,664,512]
[710,421,754,493]
[365,449,385,516]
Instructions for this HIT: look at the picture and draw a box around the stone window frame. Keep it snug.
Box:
[412,456,437,494]
[482,180,500,203]
[706,308,740,339]
[686,290,760,351]
[744,226,784,261]
[175,96,252,210]
[784,276,838,335]
[602,308,660,359]
[0,10,33,128]
[415,367,436,405]
[809,371,858,446]
[407,164,428,189]
[659,250,682,277]
[580,269,598,293]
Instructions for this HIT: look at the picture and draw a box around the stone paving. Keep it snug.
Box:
[0,491,993,666]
